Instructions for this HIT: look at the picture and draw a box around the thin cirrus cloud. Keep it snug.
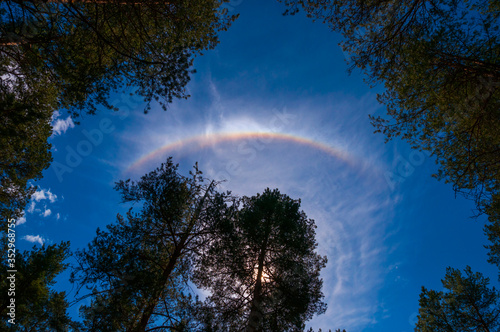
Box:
[51,111,75,136]
[122,77,385,180]
[203,142,394,330]
[117,76,395,331]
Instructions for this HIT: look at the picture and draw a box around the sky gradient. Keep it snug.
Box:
[15,1,497,331]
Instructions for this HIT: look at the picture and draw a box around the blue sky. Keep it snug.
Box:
[15,1,497,331]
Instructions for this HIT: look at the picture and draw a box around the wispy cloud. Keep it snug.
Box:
[118,76,395,331]
[203,148,394,330]
[23,235,45,246]
[27,201,36,213]
[17,214,26,226]
[51,111,75,136]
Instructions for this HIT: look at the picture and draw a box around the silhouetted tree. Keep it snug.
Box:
[1,0,238,115]
[0,241,81,331]
[71,158,232,331]
[279,0,500,221]
[0,0,237,231]
[194,188,327,332]
[415,266,500,332]
[0,68,57,225]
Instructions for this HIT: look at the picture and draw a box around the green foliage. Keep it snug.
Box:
[0,0,237,229]
[0,61,55,224]
[0,241,81,331]
[71,158,231,331]
[415,266,500,331]
[279,0,500,222]
[1,0,238,116]
[194,188,327,332]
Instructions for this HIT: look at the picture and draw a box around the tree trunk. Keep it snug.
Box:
[133,242,183,332]
[247,237,269,332]
[133,181,214,331]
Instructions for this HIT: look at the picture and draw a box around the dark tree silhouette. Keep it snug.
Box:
[71,158,232,331]
[1,0,238,115]
[416,266,500,332]
[0,85,54,225]
[279,0,500,225]
[194,188,327,332]
[0,0,237,230]
[0,241,81,331]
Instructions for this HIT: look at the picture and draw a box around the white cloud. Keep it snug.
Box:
[51,111,75,136]
[51,110,60,120]
[42,208,52,217]
[24,188,58,223]
[23,235,44,246]
[16,214,26,226]
[27,201,36,213]
[32,188,57,203]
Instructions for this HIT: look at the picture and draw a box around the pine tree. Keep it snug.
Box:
[279,0,500,222]
[416,266,500,332]
[0,241,81,331]
[194,188,327,332]
[71,158,232,331]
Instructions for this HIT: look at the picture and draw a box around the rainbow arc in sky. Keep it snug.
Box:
[126,131,360,173]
